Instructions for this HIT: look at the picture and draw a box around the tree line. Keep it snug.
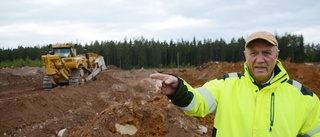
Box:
[1,33,320,69]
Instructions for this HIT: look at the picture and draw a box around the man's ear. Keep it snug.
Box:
[243,50,247,61]
[277,50,280,58]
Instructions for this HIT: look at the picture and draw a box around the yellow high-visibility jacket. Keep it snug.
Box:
[168,60,320,137]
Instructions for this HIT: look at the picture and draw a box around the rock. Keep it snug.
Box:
[57,128,66,137]
[115,123,137,135]
[196,125,207,134]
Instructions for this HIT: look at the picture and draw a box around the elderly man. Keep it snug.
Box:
[150,31,320,137]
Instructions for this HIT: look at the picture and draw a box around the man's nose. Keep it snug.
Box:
[256,54,265,62]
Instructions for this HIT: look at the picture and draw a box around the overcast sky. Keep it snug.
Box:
[1,0,319,49]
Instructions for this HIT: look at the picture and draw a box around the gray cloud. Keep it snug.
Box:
[0,0,319,49]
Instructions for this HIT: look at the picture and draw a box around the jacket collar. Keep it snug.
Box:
[244,60,290,89]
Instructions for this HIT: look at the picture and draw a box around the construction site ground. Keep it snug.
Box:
[0,61,319,137]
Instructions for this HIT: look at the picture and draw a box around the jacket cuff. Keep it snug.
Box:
[167,75,183,99]
[167,75,193,107]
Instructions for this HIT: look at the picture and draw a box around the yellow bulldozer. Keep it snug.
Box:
[41,43,106,89]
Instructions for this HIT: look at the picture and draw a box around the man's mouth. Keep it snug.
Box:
[254,66,266,71]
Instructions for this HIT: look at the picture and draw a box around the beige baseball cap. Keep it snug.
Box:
[245,31,278,47]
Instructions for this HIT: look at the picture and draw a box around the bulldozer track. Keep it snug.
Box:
[69,68,81,85]
[69,66,90,85]
[43,75,53,90]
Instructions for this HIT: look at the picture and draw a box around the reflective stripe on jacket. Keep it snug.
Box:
[168,60,320,137]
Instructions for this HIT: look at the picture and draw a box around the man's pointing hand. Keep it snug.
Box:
[149,73,178,95]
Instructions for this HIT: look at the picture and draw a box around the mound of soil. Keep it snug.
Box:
[0,61,319,137]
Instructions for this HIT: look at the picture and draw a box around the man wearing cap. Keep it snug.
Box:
[150,31,320,137]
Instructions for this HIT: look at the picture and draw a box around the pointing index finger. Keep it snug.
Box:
[149,73,168,81]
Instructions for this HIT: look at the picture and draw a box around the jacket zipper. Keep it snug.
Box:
[270,92,275,132]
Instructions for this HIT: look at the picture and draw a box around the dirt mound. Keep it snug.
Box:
[281,61,320,93]
[67,69,210,137]
[0,67,45,86]
[0,61,319,137]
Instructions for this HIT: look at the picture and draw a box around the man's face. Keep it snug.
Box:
[244,39,279,84]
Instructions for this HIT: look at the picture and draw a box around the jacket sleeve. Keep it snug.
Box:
[167,76,222,117]
[299,94,320,137]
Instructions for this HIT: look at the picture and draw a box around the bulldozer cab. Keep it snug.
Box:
[49,43,76,58]
[54,48,72,58]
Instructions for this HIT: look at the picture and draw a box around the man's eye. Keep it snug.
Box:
[251,52,257,55]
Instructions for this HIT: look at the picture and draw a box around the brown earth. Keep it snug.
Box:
[0,61,319,137]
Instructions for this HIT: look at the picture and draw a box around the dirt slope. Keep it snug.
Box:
[0,61,319,137]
